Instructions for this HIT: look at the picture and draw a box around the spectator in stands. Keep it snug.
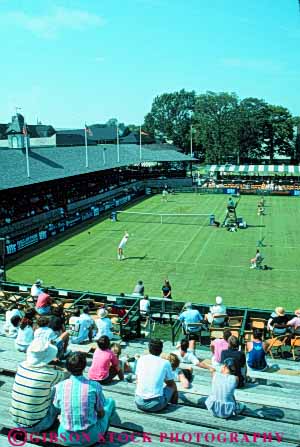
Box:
[287,309,300,335]
[140,295,150,316]
[162,279,172,299]
[206,296,227,326]
[267,307,289,335]
[69,307,95,344]
[95,308,114,340]
[132,280,144,296]
[178,302,203,351]
[48,308,70,357]
[30,279,43,301]
[3,303,23,336]
[111,343,132,377]
[135,339,178,412]
[220,335,246,388]
[36,288,52,315]
[89,335,124,384]
[54,352,115,446]
[166,352,192,389]
[15,317,34,352]
[10,338,67,432]
[246,329,267,371]
[210,329,232,368]
[205,358,244,418]
[34,316,69,360]
[174,339,214,372]
[7,314,22,338]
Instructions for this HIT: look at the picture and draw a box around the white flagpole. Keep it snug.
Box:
[24,120,30,178]
[139,125,142,162]
[190,124,193,157]
[85,125,89,168]
[117,123,120,163]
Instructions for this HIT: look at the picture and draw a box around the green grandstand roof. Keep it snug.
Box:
[205,164,300,175]
[0,144,194,191]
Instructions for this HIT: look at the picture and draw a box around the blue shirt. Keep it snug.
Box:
[179,309,203,331]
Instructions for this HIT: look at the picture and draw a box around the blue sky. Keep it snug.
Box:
[0,0,299,127]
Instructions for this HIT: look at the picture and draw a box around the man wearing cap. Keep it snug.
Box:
[30,279,43,301]
[10,338,68,432]
[206,296,227,326]
[135,339,177,412]
[178,303,204,351]
[95,308,114,340]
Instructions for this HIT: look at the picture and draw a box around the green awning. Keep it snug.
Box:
[205,165,300,175]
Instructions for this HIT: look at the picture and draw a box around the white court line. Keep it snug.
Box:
[174,197,218,262]
[28,257,300,274]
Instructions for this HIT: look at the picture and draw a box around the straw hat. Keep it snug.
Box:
[98,308,108,319]
[275,307,285,316]
[26,339,58,367]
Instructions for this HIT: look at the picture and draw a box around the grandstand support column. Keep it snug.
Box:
[0,238,6,281]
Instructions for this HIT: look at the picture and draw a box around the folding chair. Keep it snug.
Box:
[265,335,288,359]
[228,316,243,328]
[250,318,266,330]
[291,336,300,361]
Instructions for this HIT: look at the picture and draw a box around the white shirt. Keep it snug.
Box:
[95,317,113,340]
[4,309,23,334]
[15,326,34,346]
[31,284,43,297]
[119,235,128,249]
[69,315,93,342]
[140,299,150,314]
[34,327,57,342]
[135,354,174,399]
[174,349,200,366]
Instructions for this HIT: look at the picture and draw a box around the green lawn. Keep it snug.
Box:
[7,193,300,311]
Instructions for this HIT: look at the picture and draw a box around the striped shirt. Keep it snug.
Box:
[53,375,105,431]
[10,362,66,427]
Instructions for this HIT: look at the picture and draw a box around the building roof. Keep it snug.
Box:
[56,125,118,145]
[0,144,194,190]
[205,164,300,175]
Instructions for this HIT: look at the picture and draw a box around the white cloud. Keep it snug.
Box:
[2,6,105,38]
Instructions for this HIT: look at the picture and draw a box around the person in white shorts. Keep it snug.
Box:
[162,188,168,201]
[118,231,129,260]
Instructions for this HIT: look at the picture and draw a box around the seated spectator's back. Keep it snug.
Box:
[220,335,246,388]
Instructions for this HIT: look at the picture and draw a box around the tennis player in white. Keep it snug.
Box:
[118,231,129,260]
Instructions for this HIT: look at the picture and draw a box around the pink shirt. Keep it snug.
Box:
[211,339,229,363]
[88,349,119,381]
[36,293,51,308]
[288,317,300,328]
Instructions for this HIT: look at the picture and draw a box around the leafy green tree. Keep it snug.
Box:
[194,92,239,163]
[237,97,269,162]
[143,89,196,151]
[262,105,294,162]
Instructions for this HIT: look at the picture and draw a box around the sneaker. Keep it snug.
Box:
[122,255,125,260]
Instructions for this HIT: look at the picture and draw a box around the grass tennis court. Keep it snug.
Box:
[6,193,300,310]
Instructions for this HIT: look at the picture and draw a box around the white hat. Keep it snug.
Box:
[26,338,58,367]
[35,279,43,285]
[185,302,192,309]
[216,296,223,305]
[98,308,108,319]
